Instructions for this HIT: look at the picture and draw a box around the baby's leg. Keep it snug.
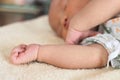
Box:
[66,0,120,44]
[37,44,108,69]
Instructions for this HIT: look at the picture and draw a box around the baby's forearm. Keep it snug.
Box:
[37,44,108,69]
[70,0,120,31]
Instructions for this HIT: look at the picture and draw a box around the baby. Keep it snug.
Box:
[10,0,120,69]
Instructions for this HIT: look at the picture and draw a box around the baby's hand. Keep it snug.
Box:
[66,28,98,44]
[10,44,40,65]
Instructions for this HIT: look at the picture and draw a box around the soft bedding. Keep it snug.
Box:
[0,15,119,80]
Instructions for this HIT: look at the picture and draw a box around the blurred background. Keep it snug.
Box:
[0,0,50,26]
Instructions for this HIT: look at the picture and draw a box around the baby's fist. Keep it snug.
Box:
[10,44,40,65]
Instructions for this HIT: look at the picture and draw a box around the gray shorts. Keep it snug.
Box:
[81,17,120,68]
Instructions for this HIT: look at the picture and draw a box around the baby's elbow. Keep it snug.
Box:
[94,49,108,68]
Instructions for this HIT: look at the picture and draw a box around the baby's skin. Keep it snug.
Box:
[65,0,120,44]
[10,43,108,69]
[10,0,94,64]
[49,0,97,44]
[10,44,39,64]
[10,0,120,69]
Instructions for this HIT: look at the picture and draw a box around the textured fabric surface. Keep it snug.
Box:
[0,16,120,80]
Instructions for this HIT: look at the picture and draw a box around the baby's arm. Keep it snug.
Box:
[66,0,120,44]
[10,44,108,69]
[37,44,108,69]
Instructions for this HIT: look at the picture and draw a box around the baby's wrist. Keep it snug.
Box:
[28,44,41,62]
[35,44,44,62]
[34,44,41,61]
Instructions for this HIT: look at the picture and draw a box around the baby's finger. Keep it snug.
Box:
[12,44,27,53]
[10,51,26,65]
[19,44,27,48]
[10,51,19,64]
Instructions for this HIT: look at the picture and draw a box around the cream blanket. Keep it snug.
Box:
[0,16,120,80]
